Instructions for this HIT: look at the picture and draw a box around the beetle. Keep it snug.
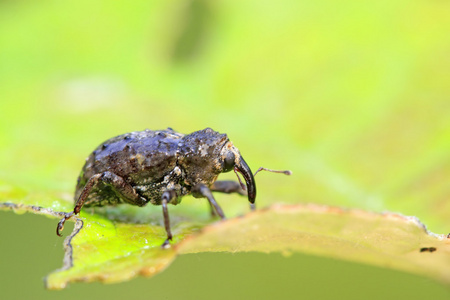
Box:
[56,127,290,247]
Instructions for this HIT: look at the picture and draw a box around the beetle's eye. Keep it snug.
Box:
[223,152,235,172]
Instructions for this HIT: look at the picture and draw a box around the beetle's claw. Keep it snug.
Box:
[56,219,65,237]
[56,212,74,237]
[250,203,256,211]
[161,238,172,249]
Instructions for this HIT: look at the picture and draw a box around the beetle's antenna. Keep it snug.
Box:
[254,167,292,177]
[233,168,247,191]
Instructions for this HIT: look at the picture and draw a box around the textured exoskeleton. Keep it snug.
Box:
[56,128,261,246]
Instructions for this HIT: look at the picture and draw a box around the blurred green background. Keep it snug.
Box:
[1,0,450,298]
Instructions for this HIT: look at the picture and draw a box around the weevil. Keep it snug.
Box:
[56,127,291,247]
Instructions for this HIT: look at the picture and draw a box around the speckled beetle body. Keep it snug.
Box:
[56,127,290,247]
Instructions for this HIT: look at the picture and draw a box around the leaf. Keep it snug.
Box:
[46,220,179,290]
[2,198,449,289]
[179,204,450,284]
[0,183,206,290]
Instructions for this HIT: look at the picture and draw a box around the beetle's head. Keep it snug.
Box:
[218,140,256,204]
[179,128,256,204]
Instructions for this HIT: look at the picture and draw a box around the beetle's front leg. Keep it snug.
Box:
[161,190,177,248]
[211,180,246,196]
[207,181,246,216]
[192,183,226,219]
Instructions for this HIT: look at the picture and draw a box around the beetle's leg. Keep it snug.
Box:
[209,181,246,216]
[56,173,105,237]
[56,171,147,237]
[211,180,246,196]
[208,201,218,217]
[56,212,75,237]
[193,183,225,219]
[161,190,177,248]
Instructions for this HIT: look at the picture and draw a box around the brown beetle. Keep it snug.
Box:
[56,128,290,246]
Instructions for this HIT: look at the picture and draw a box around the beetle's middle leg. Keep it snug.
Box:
[161,190,177,248]
[56,171,147,237]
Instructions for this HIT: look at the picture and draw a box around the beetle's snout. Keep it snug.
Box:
[235,156,256,204]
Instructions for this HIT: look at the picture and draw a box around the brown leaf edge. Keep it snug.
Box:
[0,202,83,287]
[176,203,450,285]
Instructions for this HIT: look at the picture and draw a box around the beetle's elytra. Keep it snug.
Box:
[56,127,291,247]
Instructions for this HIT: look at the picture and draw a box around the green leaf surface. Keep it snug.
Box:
[1,200,449,289]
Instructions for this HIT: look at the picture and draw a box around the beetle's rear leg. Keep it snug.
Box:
[56,171,147,237]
